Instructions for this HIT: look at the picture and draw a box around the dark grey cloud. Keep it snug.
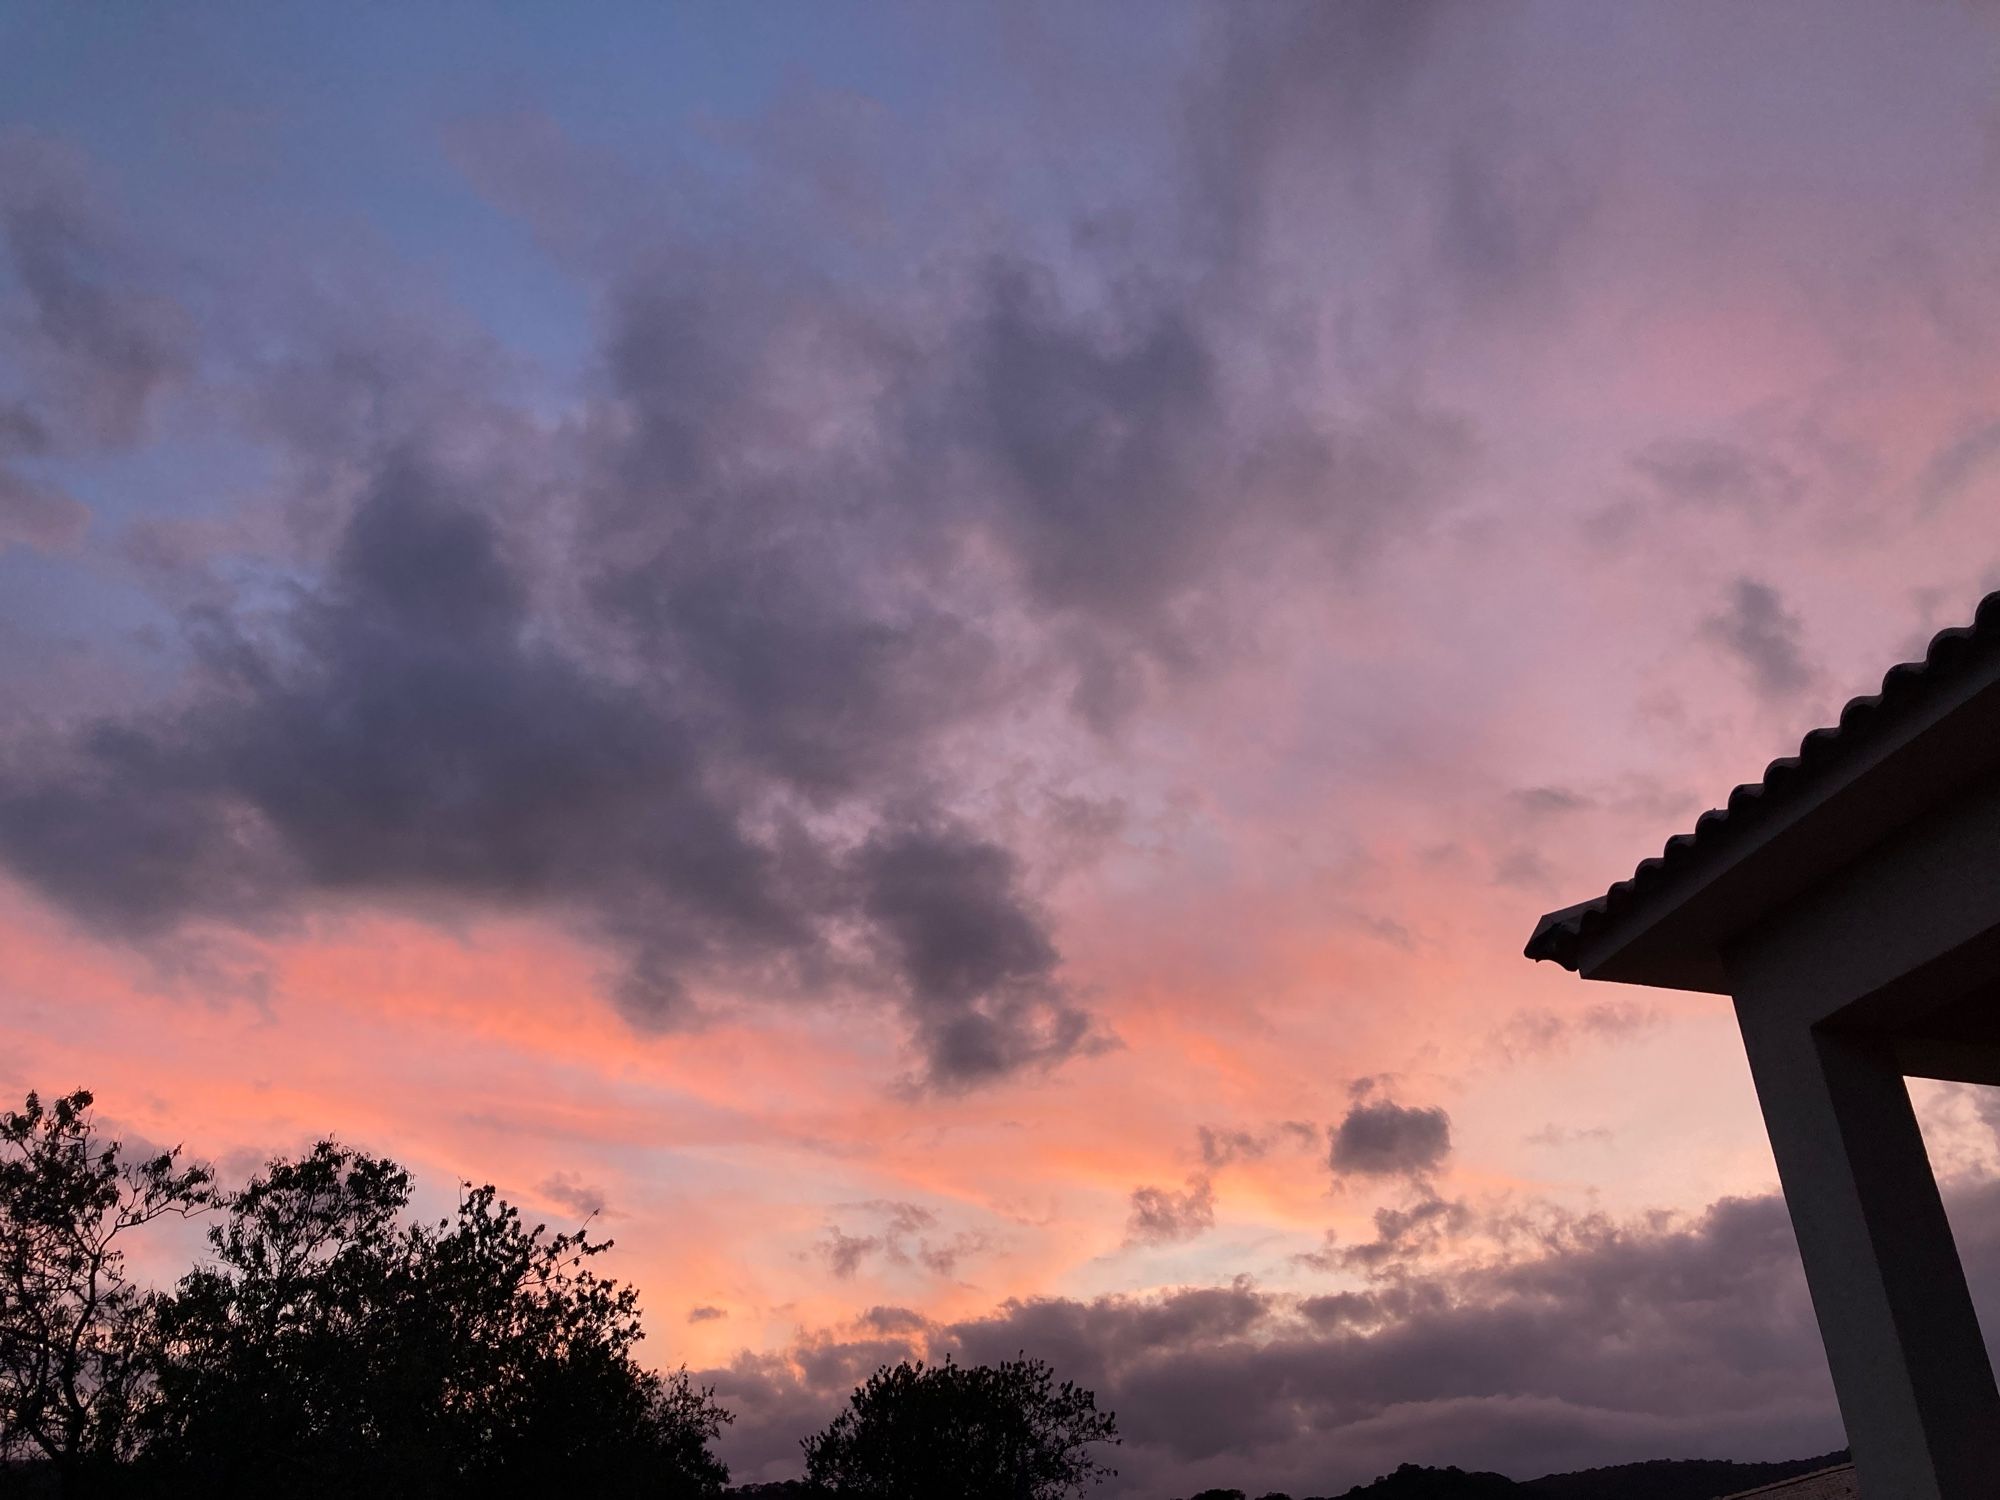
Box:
[1311,1190,1475,1276]
[687,1305,729,1324]
[921,259,1475,738]
[857,819,1099,1090]
[811,1200,989,1282]
[1509,785,1589,816]
[1915,416,2000,512]
[1126,1174,1217,1247]
[1506,780,1702,827]
[697,1187,1893,1494]
[1524,1123,1613,1149]
[0,131,190,450]
[1485,1000,1662,1063]
[0,5,1505,1091]
[1185,0,1602,345]
[0,453,1082,1087]
[1703,577,1815,701]
[1186,1,1476,270]
[1329,1099,1453,1179]
[578,277,1010,801]
[705,1329,933,1486]
[1491,846,1556,893]
[1197,1127,1266,1170]
[0,470,804,980]
[1434,131,1598,306]
[1632,437,1803,514]
[815,1227,882,1281]
[952,264,1220,630]
[1972,1084,2000,1150]
[0,133,188,557]
[0,464,86,553]
[491,13,1483,706]
[535,1170,609,1219]
[858,1305,929,1336]
[1197,1121,1321,1170]
[916,1233,989,1279]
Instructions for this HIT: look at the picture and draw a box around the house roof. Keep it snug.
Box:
[1715,1462,1858,1500]
[1525,591,2000,992]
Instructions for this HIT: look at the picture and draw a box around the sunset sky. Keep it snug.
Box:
[6,3,2000,1492]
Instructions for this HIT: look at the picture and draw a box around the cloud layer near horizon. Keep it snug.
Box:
[703,1189,1840,1491]
[7,3,2000,1493]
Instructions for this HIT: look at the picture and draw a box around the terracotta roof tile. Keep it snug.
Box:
[1526,592,2000,973]
[1715,1462,1858,1499]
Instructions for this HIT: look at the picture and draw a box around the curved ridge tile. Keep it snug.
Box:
[1525,591,2000,969]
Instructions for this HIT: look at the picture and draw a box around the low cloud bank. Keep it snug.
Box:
[702,1179,2000,1493]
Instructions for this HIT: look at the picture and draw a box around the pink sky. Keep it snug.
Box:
[6,3,2000,1491]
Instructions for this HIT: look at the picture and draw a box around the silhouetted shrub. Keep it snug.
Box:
[0,1090,212,1497]
[1337,1464,1520,1497]
[137,1139,732,1497]
[803,1354,1119,1499]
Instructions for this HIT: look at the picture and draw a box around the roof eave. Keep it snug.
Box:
[1527,599,2000,996]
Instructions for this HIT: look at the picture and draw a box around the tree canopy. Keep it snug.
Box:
[0,1090,733,1499]
[141,1140,732,1497]
[0,1089,212,1493]
[802,1354,1120,1499]
[1,1088,1138,1500]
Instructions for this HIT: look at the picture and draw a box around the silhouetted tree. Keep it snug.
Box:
[142,1140,730,1497]
[802,1354,1118,1499]
[1334,1465,1521,1498]
[0,1089,212,1498]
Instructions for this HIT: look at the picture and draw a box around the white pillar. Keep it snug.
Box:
[1733,1005,2000,1499]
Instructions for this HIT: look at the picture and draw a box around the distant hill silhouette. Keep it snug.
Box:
[1153,1448,1853,1500]
[1332,1463,1519,1498]
[1520,1450,1850,1500]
